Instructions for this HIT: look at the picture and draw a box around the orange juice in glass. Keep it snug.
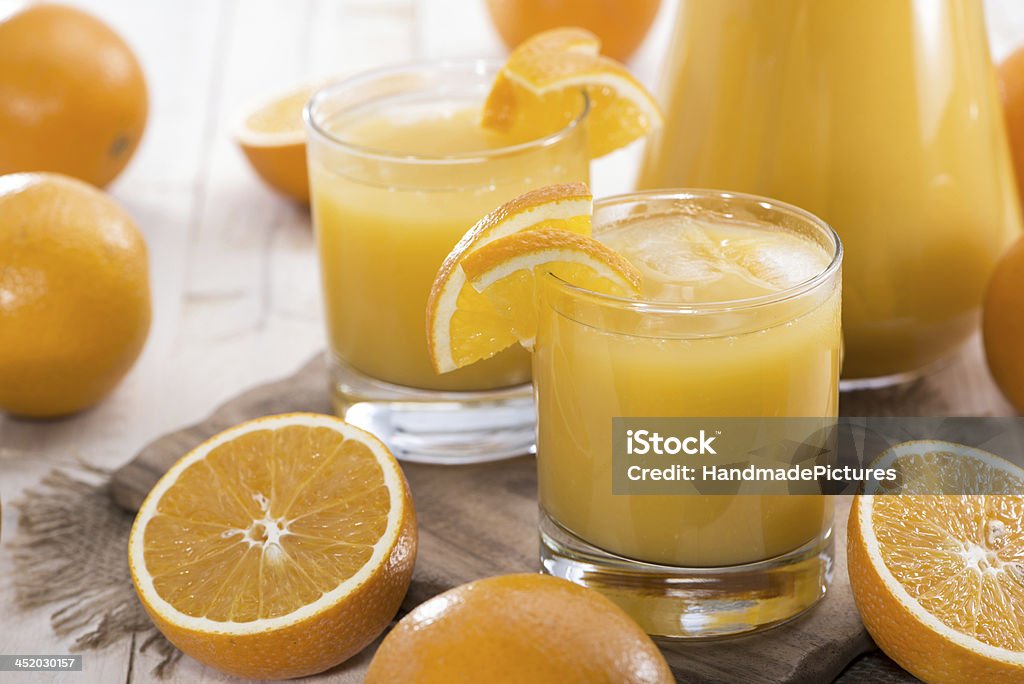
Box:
[639,0,1020,385]
[305,61,588,462]
[535,190,842,637]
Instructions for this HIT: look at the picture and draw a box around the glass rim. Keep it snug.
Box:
[544,188,843,315]
[302,58,590,165]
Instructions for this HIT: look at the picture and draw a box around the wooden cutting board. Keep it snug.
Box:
[109,341,1013,683]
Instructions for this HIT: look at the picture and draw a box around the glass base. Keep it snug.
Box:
[329,355,535,464]
[840,340,964,391]
[839,367,929,391]
[539,510,833,639]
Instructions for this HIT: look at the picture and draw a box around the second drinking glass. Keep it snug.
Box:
[305,61,589,463]
[535,190,843,638]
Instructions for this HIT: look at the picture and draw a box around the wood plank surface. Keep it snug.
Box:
[110,355,870,684]
[106,334,1013,684]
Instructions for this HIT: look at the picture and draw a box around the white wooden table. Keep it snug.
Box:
[1,1,1022,682]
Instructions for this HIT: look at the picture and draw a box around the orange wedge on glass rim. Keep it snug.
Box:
[427,183,642,374]
[128,413,417,680]
[482,27,662,158]
[508,25,601,59]
[426,182,592,373]
[460,228,641,350]
[848,440,1024,683]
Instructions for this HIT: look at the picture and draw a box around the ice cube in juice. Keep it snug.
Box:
[535,203,841,567]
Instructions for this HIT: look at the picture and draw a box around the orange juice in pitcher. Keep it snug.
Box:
[640,0,1021,384]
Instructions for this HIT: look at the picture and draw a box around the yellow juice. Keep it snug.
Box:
[639,0,1020,381]
[535,200,841,567]
[310,98,589,391]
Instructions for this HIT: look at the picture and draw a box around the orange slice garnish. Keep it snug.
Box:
[482,27,662,158]
[460,227,642,349]
[426,182,592,373]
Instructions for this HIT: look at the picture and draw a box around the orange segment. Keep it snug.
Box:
[848,440,1024,684]
[426,183,592,373]
[482,28,662,158]
[235,84,318,203]
[128,413,417,680]
[506,26,601,60]
[461,228,642,349]
[242,87,314,137]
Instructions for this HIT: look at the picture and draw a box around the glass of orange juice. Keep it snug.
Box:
[535,190,843,637]
[305,61,589,463]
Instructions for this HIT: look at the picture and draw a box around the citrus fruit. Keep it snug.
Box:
[461,228,642,349]
[364,573,673,684]
[983,237,1024,412]
[0,3,147,187]
[999,46,1024,208]
[849,440,1024,683]
[235,84,317,203]
[482,27,662,158]
[501,25,601,59]
[485,0,661,62]
[426,182,592,373]
[128,413,417,680]
[0,172,150,417]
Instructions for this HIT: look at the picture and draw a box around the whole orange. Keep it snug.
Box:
[365,573,673,683]
[485,0,661,62]
[1001,47,1024,207]
[0,3,148,188]
[983,237,1024,413]
[0,172,151,417]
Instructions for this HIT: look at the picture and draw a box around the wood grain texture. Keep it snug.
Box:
[836,653,923,684]
[109,334,1014,684]
[111,355,873,684]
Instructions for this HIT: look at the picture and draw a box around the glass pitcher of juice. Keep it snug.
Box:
[640,0,1022,385]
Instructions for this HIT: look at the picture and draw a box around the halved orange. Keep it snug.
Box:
[235,84,318,203]
[482,27,662,158]
[128,413,417,680]
[427,182,592,373]
[461,228,642,349]
[849,440,1024,683]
